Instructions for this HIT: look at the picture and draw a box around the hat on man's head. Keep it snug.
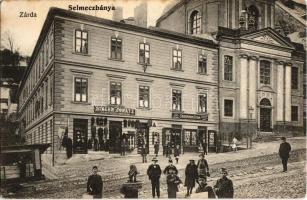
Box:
[152,157,158,162]
[92,166,98,170]
[168,159,173,163]
[189,159,195,162]
[281,137,286,140]
[199,153,205,157]
[221,168,228,175]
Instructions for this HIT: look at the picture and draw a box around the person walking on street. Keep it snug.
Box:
[279,137,291,172]
[197,153,210,181]
[87,166,103,198]
[195,177,216,198]
[214,168,234,198]
[202,139,208,155]
[154,142,159,157]
[121,139,126,156]
[147,158,162,198]
[232,137,238,152]
[174,145,180,164]
[163,159,178,175]
[141,144,147,163]
[184,159,198,197]
[166,168,182,198]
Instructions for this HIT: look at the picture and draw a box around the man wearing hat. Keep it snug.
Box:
[214,168,234,198]
[147,158,162,198]
[163,159,178,175]
[184,159,198,197]
[197,153,210,182]
[87,166,103,198]
[279,137,292,172]
[195,178,216,199]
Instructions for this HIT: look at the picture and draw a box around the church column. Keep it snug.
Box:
[240,54,248,119]
[284,63,292,122]
[248,56,257,119]
[276,61,284,122]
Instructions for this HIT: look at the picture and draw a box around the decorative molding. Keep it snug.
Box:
[106,74,127,79]
[276,60,285,65]
[254,35,280,45]
[249,56,258,60]
[285,62,293,67]
[169,82,185,87]
[239,54,249,58]
[70,69,93,75]
[135,78,154,83]
[195,86,209,90]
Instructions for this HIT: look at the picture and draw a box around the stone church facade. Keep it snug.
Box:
[157,0,305,140]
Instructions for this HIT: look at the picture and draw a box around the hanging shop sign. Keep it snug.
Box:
[94,106,136,116]
[172,112,208,121]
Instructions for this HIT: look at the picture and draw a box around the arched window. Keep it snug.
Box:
[190,10,201,34]
[247,5,259,30]
[260,98,271,107]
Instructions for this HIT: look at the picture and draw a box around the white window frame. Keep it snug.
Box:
[223,97,235,118]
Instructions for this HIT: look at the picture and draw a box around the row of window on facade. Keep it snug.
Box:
[23,74,53,126]
[21,26,54,104]
[74,30,208,74]
[224,56,299,89]
[25,119,53,149]
[74,77,208,113]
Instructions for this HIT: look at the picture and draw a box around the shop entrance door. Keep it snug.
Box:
[136,123,149,154]
[162,127,182,155]
[109,121,122,153]
[73,119,88,154]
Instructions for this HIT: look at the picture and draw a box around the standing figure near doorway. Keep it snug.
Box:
[174,145,180,164]
[197,153,210,182]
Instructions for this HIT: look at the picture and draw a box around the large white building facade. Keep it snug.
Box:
[157,0,305,141]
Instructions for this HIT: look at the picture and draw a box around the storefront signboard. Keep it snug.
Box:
[172,112,208,121]
[94,106,136,116]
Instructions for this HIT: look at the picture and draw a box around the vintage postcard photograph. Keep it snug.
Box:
[0,0,306,199]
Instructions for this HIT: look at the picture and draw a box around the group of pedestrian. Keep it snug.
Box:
[146,153,230,199]
[86,137,292,199]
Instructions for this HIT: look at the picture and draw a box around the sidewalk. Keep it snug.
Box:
[42,137,306,181]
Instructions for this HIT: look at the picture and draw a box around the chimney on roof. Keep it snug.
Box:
[134,1,147,28]
[112,6,123,21]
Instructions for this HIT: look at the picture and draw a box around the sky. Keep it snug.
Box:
[0,0,306,57]
[0,0,171,56]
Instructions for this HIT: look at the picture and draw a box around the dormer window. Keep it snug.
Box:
[190,10,201,34]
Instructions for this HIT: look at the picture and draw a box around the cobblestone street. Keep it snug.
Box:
[7,137,306,199]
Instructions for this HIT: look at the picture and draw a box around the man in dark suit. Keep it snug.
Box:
[214,168,234,198]
[147,158,162,198]
[87,166,103,198]
[163,159,178,175]
[279,137,292,172]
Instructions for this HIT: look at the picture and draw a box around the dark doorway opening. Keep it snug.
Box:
[259,98,272,132]
[73,119,88,154]
[109,121,122,153]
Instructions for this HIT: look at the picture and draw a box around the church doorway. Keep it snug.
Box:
[259,98,272,132]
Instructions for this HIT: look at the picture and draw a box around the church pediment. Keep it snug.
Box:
[241,28,295,50]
